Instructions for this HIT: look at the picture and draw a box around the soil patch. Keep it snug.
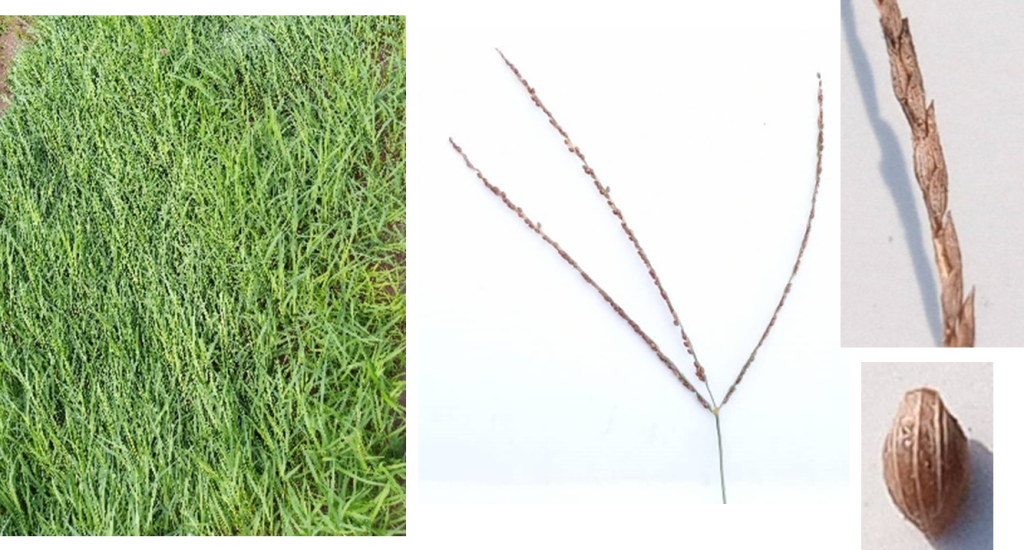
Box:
[0,17,31,117]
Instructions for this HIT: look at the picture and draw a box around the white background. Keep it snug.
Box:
[841,0,1024,346]
[409,2,846,542]
[861,363,993,549]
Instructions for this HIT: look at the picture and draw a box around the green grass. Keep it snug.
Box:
[0,16,32,41]
[0,16,405,535]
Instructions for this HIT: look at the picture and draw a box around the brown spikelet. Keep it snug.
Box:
[873,0,975,347]
[953,288,975,348]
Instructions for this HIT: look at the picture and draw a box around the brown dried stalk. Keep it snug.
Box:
[494,50,710,386]
[449,138,711,411]
[451,50,824,503]
[722,73,825,406]
[873,0,975,347]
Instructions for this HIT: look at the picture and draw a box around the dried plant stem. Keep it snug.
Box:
[496,50,823,407]
[721,73,825,406]
[873,0,975,347]
[449,138,710,411]
[452,50,825,504]
[496,49,710,385]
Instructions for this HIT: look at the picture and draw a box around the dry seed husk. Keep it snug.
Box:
[882,388,969,538]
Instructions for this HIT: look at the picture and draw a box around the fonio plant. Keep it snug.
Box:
[450,50,824,503]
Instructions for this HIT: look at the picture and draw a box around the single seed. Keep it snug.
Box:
[882,388,969,538]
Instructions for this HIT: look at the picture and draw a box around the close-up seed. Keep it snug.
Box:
[882,387,969,538]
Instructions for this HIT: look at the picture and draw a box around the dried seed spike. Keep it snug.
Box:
[721,72,825,407]
[875,0,974,346]
[448,137,710,411]
[495,49,708,385]
[883,388,969,538]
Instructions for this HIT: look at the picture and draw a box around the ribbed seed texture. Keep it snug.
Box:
[882,388,969,538]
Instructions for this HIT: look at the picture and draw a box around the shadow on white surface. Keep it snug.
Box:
[934,440,993,550]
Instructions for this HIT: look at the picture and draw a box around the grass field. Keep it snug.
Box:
[0,16,405,535]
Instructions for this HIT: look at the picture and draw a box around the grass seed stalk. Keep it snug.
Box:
[450,50,824,503]
[873,0,975,347]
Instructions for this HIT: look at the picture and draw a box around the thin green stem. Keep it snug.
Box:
[705,383,724,503]
[704,381,718,410]
[714,408,726,504]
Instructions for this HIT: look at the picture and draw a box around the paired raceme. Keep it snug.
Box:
[873,0,975,347]
[450,50,825,503]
